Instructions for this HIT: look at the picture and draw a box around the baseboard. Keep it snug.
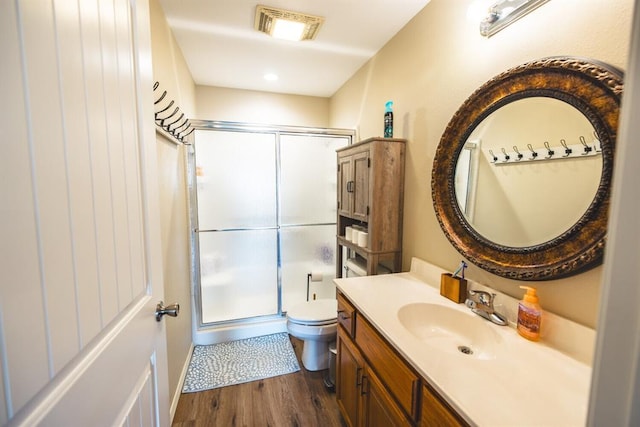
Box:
[169,342,195,424]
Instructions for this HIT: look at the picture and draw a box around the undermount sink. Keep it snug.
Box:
[397,303,502,360]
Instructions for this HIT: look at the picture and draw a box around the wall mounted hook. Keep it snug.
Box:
[501,147,510,162]
[543,141,554,159]
[580,136,592,155]
[560,139,572,157]
[513,145,523,161]
[489,149,498,163]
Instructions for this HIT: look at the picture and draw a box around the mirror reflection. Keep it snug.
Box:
[454,97,602,247]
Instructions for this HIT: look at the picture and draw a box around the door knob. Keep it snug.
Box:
[155,301,180,321]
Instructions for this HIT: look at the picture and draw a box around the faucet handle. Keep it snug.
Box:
[468,289,495,306]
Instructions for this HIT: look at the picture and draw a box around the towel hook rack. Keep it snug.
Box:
[153,82,193,144]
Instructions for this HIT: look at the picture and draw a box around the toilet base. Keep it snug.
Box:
[300,339,330,371]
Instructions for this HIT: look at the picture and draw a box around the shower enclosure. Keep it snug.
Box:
[189,121,353,343]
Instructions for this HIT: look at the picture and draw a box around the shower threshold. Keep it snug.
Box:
[193,314,288,346]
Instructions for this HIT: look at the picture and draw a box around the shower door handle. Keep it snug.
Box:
[155,301,180,321]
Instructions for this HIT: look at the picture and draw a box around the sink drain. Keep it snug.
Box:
[458,345,473,355]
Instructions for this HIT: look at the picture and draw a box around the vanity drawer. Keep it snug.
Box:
[355,314,420,421]
[337,292,356,337]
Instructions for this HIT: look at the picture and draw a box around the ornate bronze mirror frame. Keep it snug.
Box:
[432,57,623,280]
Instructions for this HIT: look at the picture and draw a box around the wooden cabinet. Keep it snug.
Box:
[361,365,408,427]
[337,327,410,427]
[338,149,370,221]
[336,328,364,427]
[336,137,406,277]
[420,384,466,427]
[336,292,468,427]
[355,315,420,421]
[337,291,356,337]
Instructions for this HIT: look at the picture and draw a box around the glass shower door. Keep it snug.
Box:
[279,135,349,310]
[195,130,278,324]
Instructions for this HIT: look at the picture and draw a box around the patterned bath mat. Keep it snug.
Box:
[182,333,300,393]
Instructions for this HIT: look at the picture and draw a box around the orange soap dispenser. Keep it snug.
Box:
[517,286,542,341]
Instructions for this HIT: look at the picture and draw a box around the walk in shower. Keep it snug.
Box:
[188,121,353,344]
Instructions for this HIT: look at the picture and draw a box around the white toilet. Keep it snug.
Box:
[286,298,338,371]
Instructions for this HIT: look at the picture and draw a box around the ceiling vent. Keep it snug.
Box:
[254,5,324,41]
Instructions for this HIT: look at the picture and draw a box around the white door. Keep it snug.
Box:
[1,0,170,425]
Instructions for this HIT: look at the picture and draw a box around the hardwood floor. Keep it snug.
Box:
[172,336,346,427]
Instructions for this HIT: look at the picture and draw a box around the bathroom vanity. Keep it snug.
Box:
[334,259,592,426]
[337,291,464,426]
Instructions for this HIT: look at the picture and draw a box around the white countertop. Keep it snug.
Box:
[335,269,592,427]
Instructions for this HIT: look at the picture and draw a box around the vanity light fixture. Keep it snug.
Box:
[255,5,324,41]
[479,0,550,37]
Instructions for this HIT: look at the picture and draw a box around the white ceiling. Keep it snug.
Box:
[159,0,431,97]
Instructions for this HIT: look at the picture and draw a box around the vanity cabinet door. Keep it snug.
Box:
[420,384,467,427]
[355,315,420,421]
[361,365,409,427]
[337,328,365,427]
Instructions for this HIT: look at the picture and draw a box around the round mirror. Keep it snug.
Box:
[432,57,623,280]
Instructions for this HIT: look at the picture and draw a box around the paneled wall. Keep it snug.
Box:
[0,0,158,423]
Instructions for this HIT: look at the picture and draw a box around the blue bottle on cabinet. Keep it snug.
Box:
[384,101,393,138]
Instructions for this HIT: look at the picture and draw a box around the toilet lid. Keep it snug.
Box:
[287,299,337,325]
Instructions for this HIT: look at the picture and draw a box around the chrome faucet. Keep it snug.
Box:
[465,290,508,326]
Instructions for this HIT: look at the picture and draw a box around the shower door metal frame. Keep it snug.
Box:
[187,120,354,329]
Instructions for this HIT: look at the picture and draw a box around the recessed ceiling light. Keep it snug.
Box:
[255,5,324,41]
[264,73,278,81]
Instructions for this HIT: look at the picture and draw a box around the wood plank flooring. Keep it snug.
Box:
[172,336,346,427]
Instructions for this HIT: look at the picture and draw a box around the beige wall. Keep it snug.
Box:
[195,85,330,127]
[150,0,195,118]
[330,0,634,328]
[149,0,194,414]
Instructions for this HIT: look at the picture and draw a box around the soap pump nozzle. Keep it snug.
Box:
[519,286,539,303]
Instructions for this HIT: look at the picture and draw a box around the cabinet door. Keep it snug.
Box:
[352,150,370,221]
[338,154,353,217]
[362,366,409,427]
[355,315,420,421]
[336,329,364,427]
[420,384,466,427]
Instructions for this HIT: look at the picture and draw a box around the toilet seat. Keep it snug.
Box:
[287,299,337,326]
